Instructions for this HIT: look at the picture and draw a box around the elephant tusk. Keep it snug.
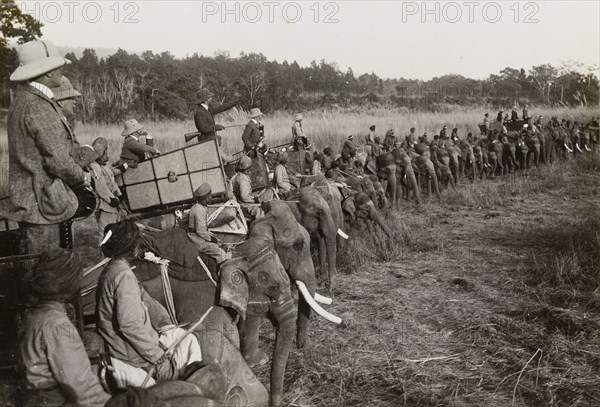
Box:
[337,229,349,239]
[296,281,342,324]
[576,144,583,153]
[314,293,333,305]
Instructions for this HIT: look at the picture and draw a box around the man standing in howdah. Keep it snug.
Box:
[193,89,238,142]
[0,39,91,254]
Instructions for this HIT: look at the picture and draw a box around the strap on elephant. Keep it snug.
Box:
[143,252,178,325]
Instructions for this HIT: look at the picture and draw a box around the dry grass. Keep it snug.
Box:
[74,106,599,163]
[252,154,600,406]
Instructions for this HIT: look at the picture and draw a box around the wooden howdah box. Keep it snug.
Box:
[116,138,228,212]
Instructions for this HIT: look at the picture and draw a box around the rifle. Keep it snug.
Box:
[184,124,247,143]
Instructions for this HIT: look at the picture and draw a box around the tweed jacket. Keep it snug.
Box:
[0,85,85,224]
[18,301,109,406]
[241,120,262,152]
[193,101,237,140]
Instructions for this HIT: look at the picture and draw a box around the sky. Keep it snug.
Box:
[14,0,600,80]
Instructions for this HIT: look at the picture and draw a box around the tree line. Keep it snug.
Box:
[1,1,598,123]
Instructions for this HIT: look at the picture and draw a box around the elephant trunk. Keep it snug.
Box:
[269,295,297,407]
[295,264,316,348]
[367,203,392,238]
[388,166,397,205]
[405,168,422,205]
[427,165,441,198]
[319,213,337,290]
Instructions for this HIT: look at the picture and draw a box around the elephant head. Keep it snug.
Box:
[391,148,421,205]
[341,191,392,238]
[220,244,296,407]
[375,152,398,204]
[222,201,340,407]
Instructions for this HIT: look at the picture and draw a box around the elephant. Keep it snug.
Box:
[473,143,489,179]
[338,173,388,210]
[134,223,338,407]
[525,131,541,167]
[283,186,339,289]
[431,146,456,191]
[502,133,520,174]
[232,200,341,406]
[487,135,504,176]
[376,148,421,206]
[339,190,392,237]
[132,228,269,407]
[457,139,477,181]
[516,135,530,170]
[412,152,441,199]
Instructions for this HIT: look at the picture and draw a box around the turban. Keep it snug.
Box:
[26,249,82,301]
[237,156,252,171]
[101,220,140,258]
[194,183,211,198]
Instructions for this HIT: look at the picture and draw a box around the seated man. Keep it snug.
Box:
[89,137,127,240]
[273,151,299,194]
[231,156,264,219]
[321,147,334,170]
[341,135,357,158]
[188,183,230,265]
[96,220,202,388]
[119,119,160,167]
[18,249,110,407]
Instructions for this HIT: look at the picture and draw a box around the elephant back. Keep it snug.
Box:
[135,228,218,282]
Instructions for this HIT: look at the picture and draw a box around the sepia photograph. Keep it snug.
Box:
[0,0,599,405]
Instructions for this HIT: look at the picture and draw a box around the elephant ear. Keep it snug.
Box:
[219,257,250,320]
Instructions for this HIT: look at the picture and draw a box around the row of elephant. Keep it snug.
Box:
[131,122,598,406]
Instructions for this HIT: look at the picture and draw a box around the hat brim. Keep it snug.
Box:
[10,56,71,82]
[121,125,144,136]
[249,113,263,118]
[55,88,82,101]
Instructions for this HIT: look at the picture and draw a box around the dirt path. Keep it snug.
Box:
[271,163,600,406]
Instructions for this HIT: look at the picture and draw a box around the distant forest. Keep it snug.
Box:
[1,3,598,123]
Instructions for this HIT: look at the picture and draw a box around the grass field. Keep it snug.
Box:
[249,154,599,406]
[74,106,598,163]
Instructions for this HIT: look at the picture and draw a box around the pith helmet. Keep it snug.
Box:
[248,108,263,118]
[10,40,71,82]
[51,76,81,101]
[121,119,145,136]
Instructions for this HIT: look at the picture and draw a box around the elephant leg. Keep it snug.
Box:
[238,315,268,367]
